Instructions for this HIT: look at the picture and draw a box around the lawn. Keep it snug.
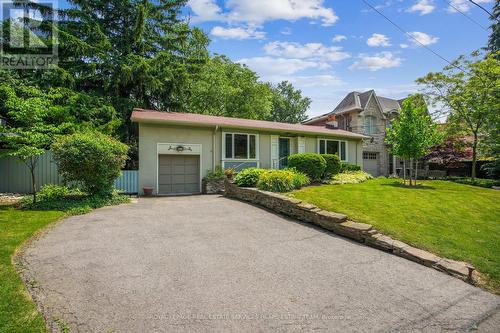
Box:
[291,178,500,292]
[0,204,64,333]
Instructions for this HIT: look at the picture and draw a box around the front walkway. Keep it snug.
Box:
[20,195,499,332]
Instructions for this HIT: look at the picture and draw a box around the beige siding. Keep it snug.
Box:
[138,123,363,194]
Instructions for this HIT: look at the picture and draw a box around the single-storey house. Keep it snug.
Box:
[131,109,367,195]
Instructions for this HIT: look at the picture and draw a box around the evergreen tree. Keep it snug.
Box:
[488,0,500,53]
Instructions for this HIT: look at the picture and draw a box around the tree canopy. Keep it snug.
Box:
[416,51,500,179]
[267,81,311,124]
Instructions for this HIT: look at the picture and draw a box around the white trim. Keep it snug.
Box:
[297,137,306,153]
[222,132,259,162]
[156,142,203,195]
[270,135,279,169]
[317,138,349,162]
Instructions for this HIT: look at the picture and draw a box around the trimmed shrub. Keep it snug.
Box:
[340,163,361,172]
[37,184,71,202]
[257,169,310,192]
[321,154,341,177]
[234,168,265,187]
[288,153,326,181]
[52,132,128,197]
[330,171,373,185]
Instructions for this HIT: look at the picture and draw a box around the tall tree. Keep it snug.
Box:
[186,55,273,119]
[267,81,311,124]
[4,0,210,142]
[488,0,500,53]
[386,94,441,185]
[417,51,500,179]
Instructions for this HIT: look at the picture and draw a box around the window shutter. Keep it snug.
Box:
[297,137,305,153]
[271,135,279,169]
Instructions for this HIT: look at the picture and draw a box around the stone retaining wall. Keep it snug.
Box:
[225,180,476,284]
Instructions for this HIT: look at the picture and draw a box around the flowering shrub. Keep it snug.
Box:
[257,169,310,192]
[329,171,373,185]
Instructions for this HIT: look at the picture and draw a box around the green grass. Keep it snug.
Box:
[291,178,500,292]
[0,204,64,333]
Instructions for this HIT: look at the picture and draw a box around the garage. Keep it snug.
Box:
[158,155,200,195]
[363,151,380,177]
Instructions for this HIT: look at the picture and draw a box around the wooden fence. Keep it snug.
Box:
[0,150,138,194]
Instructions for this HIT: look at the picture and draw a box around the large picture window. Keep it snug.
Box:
[318,139,347,161]
[223,133,258,160]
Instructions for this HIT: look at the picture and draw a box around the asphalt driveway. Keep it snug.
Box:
[21,195,499,332]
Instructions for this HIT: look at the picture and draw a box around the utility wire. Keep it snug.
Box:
[361,0,466,73]
[468,0,495,18]
[444,0,489,30]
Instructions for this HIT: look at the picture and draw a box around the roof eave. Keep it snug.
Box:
[132,116,367,140]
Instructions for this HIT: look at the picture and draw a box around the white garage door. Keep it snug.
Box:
[363,152,380,177]
[158,155,200,195]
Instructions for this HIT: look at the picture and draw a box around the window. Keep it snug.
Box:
[223,133,258,160]
[364,115,377,134]
[363,152,378,160]
[318,139,347,161]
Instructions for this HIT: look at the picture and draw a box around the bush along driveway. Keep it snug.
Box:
[226,179,498,291]
[289,178,500,293]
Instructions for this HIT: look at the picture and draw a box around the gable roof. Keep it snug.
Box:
[303,90,405,124]
[132,109,367,140]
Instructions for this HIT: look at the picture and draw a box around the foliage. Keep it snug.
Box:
[267,81,311,123]
[0,82,119,136]
[288,153,327,181]
[425,135,473,168]
[481,159,500,179]
[386,94,441,185]
[321,154,341,177]
[329,171,373,185]
[291,178,500,292]
[205,166,226,180]
[22,191,129,215]
[339,163,361,172]
[257,169,310,192]
[52,132,128,196]
[37,184,72,202]
[186,55,273,119]
[446,177,500,188]
[1,0,210,144]
[234,168,265,187]
[488,1,500,53]
[417,51,500,179]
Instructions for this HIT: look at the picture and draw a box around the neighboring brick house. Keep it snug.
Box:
[303,90,404,177]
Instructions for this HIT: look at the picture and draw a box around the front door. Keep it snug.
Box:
[279,138,290,169]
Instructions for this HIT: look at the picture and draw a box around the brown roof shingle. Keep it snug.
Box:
[132,109,367,139]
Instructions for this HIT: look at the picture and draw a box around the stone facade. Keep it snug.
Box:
[225,180,477,284]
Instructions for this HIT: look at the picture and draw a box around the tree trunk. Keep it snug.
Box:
[403,159,407,186]
[415,160,418,186]
[27,157,38,203]
[471,132,478,180]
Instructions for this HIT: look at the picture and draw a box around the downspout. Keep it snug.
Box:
[213,125,219,170]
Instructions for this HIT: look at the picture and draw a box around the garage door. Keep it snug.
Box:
[363,152,380,177]
[158,155,200,195]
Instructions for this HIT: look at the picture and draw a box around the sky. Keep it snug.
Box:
[186,0,494,118]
